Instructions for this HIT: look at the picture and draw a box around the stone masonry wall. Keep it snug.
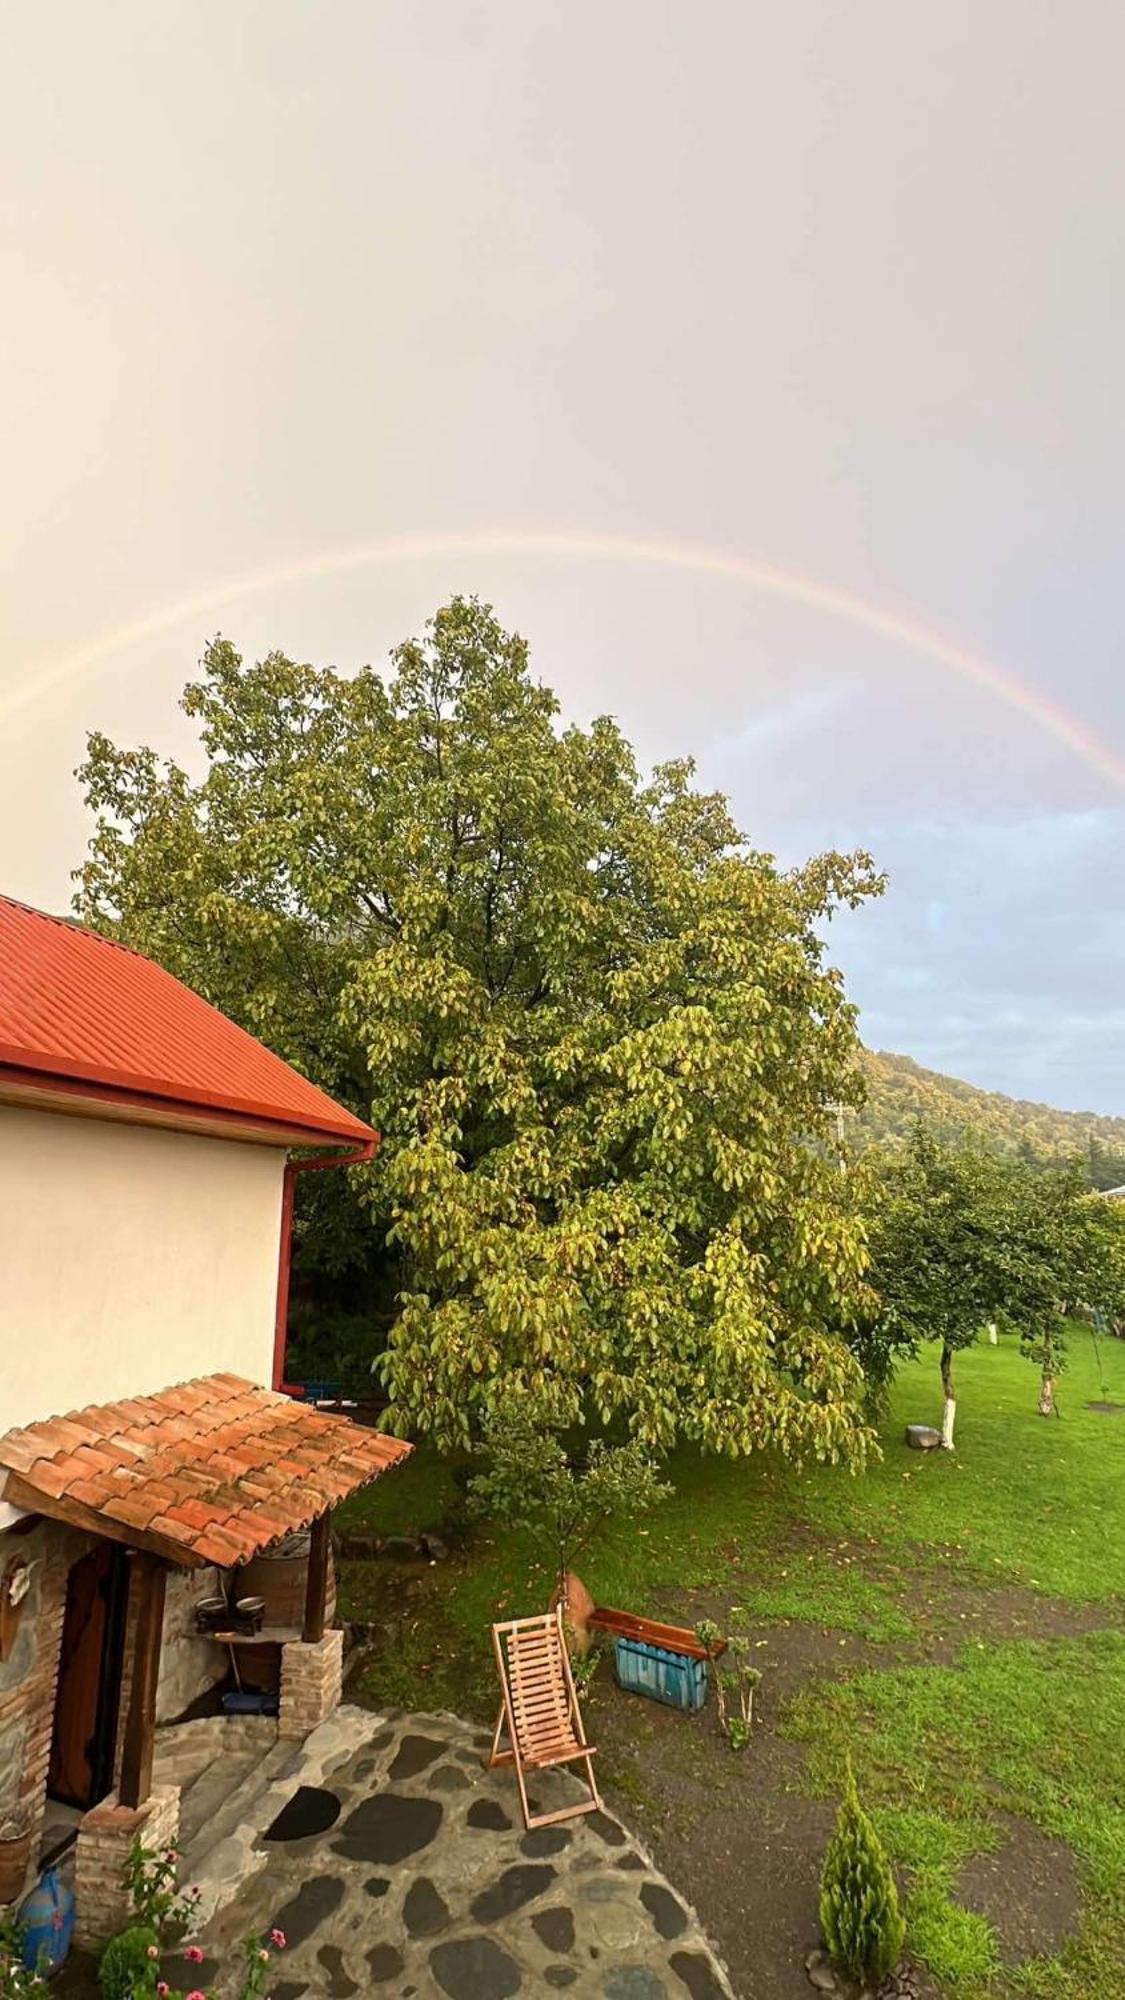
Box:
[114,1566,228,1789]
[0,1520,92,1885]
[157,1567,228,1722]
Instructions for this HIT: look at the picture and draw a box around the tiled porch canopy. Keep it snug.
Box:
[0,1374,411,1568]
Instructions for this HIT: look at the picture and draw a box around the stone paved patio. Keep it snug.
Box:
[182,1705,736,1999]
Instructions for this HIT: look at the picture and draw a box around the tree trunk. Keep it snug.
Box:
[986,1322,998,1346]
[1039,1374,1055,1417]
[940,1343,956,1450]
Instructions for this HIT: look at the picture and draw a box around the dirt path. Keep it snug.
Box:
[589,1573,1120,2000]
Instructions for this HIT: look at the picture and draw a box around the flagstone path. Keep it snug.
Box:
[182,1706,736,1999]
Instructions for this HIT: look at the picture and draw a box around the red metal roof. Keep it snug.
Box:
[0,895,375,1147]
[0,1374,411,1569]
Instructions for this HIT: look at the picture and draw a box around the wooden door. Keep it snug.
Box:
[47,1542,128,1811]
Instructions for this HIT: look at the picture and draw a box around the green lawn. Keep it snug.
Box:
[337,1325,1125,1995]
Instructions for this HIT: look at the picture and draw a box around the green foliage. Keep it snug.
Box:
[77,597,886,1461]
[859,1050,1125,1176]
[569,1642,606,1694]
[790,1629,1125,1995]
[468,1400,669,1584]
[867,1132,1027,1364]
[866,1132,1125,1413]
[698,1616,763,1749]
[97,1924,160,2000]
[339,1327,1125,1993]
[121,1837,199,1944]
[819,1758,905,1984]
[338,1326,1125,1719]
[0,1910,44,1998]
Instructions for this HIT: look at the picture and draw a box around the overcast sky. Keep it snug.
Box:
[3,2,1123,1111]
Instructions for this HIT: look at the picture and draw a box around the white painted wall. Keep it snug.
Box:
[0,1104,286,1432]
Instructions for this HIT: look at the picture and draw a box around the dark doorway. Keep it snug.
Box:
[47,1542,129,1811]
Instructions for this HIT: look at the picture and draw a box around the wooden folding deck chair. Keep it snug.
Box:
[487,1605,602,1830]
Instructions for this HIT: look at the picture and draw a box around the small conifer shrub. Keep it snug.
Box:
[819,1759,905,1984]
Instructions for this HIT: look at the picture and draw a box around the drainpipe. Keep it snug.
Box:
[271,1138,377,1390]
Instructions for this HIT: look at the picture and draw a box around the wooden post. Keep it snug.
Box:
[119,1552,167,1810]
[303,1511,331,1644]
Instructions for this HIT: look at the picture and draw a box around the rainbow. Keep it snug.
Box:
[4,528,1122,786]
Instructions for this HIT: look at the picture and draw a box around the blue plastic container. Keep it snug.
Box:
[613,1636,709,1711]
[20,1867,75,1974]
[223,1688,279,1715]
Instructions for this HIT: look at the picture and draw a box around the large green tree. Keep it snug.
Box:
[77,598,885,1457]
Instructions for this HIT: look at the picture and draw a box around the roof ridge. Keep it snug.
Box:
[0,893,152,962]
[0,892,376,1147]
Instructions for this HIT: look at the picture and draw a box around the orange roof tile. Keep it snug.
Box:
[0,896,374,1148]
[0,1375,411,1568]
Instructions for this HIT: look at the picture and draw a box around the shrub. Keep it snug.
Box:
[468,1404,669,1595]
[819,1760,905,1984]
[97,1924,159,2000]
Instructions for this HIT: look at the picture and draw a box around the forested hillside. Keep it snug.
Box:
[857,1050,1125,1186]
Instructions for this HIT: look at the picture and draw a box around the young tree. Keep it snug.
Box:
[868,1135,1125,1434]
[1011,1169,1125,1413]
[468,1402,669,1597]
[866,1132,1017,1447]
[819,1758,905,1985]
[77,598,885,1459]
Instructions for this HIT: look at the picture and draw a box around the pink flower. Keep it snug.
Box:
[258,1949,270,1962]
[186,1990,207,2000]
[146,1945,159,1959]
[270,1928,287,1949]
[185,1945,205,1963]
[157,1986,170,1997]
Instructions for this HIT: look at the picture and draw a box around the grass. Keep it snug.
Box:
[340,1326,1125,1704]
[336,1323,1125,1993]
[786,1631,1125,1995]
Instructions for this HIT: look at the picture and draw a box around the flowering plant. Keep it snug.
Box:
[102,1838,286,1996]
[121,1841,201,1946]
[149,1930,286,1999]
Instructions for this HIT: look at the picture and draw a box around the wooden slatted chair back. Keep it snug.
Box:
[501,1613,577,1764]
[487,1604,602,1830]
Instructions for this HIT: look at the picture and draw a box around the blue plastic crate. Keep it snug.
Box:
[613,1635,709,1711]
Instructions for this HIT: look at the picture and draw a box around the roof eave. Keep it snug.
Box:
[0,1063,377,1153]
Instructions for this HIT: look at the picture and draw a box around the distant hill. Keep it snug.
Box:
[856,1050,1125,1186]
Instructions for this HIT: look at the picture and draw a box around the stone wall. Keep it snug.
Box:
[1,1523,227,1891]
[153,1713,278,1790]
[156,1567,227,1723]
[0,1519,90,1882]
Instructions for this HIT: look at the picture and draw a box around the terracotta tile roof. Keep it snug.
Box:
[0,1375,411,1569]
[0,895,375,1148]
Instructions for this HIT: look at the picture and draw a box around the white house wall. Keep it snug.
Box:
[0,1104,286,1432]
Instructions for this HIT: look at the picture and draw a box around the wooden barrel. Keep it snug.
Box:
[237,1530,337,1632]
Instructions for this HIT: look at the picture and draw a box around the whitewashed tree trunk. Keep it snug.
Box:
[940,1342,957,1450]
[987,1322,998,1346]
[1039,1375,1055,1417]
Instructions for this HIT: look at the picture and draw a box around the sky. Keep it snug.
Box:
[2,2,1123,1112]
